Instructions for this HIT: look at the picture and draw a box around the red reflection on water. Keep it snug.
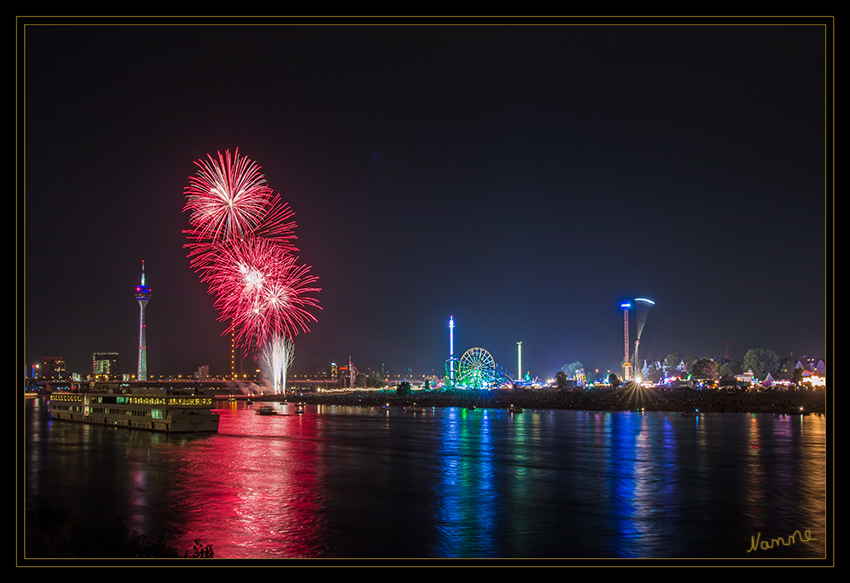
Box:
[159,404,328,558]
[743,414,767,529]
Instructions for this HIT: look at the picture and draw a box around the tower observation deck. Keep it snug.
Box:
[135,261,152,381]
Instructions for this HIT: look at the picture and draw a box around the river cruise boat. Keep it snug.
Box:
[47,385,220,433]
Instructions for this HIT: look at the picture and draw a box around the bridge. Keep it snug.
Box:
[25,377,343,395]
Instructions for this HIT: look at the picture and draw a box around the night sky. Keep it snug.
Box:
[20,17,831,381]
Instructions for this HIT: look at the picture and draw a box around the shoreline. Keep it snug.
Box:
[266,387,827,416]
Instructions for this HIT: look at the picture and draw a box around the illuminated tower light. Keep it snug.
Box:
[135,261,152,381]
[449,315,455,381]
[621,301,631,381]
[517,341,522,383]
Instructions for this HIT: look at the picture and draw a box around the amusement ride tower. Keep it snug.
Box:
[620,301,632,381]
[517,341,522,382]
[443,315,510,390]
[449,315,455,383]
[632,298,655,376]
[619,298,655,381]
[135,261,152,381]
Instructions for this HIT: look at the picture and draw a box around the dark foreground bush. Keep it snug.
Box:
[25,501,213,559]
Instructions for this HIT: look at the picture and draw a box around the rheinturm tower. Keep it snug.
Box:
[135,261,152,381]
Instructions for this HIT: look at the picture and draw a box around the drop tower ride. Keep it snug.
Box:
[619,297,655,381]
[449,315,455,382]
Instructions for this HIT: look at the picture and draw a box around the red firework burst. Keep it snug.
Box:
[200,236,321,350]
[183,148,319,353]
[183,149,298,252]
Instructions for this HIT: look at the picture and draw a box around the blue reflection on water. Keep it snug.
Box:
[26,401,827,560]
[433,407,497,557]
[610,413,641,555]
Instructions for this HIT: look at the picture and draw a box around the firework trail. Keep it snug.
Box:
[183,149,320,356]
[262,334,295,394]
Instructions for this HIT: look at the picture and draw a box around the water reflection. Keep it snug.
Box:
[432,407,497,557]
[161,407,326,558]
[25,400,827,560]
[744,414,766,531]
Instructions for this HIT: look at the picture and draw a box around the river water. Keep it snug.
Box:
[23,397,829,563]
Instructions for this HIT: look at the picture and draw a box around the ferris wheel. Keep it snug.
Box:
[457,347,497,389]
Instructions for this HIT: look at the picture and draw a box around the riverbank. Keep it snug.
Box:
[276,387,827,416]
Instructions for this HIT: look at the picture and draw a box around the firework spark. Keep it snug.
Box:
[183,149,320,361]
[184,149,274,241]
[200,236,320,350]
[183,149,298,259]
[263,334,295,394]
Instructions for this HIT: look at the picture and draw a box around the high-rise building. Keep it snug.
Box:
[42,356,65,381]
[135,261,152,381]
[195,365,209,381]
[92,352,119,380]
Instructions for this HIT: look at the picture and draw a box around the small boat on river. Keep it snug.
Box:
[508,404,523,413]
[255,405,279,416]
[404,403,425,412]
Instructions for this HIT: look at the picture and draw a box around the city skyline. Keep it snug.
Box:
[20,17,831,381]
[27,309,828,382]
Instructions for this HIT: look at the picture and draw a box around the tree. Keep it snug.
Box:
[183,539,215,558]
[554,370,569,390]
[608,373,621,389]
[663,354,680,374]
[366,371,386,388]
[26,502,214,558]
[690,358,719,384]
[718,359,743,378]
[561,361,584,379]
[396,381,411,396]
[743,348,780,380]
[777,357,796,380]
[642,361,663,384]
